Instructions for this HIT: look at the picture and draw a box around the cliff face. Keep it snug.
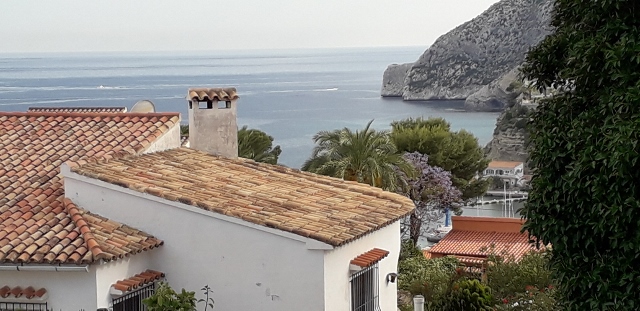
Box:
[381,63,412,97]
[382,0,553,105]
[464,67,521,111]
[484,98,535,171]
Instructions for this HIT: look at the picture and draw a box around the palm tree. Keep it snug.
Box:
[237,126,282,164]
[302,120,415,191]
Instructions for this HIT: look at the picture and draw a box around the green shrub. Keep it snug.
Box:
[485,250,553,300]
[398,255,460,308]
[143,282,197,311]
[445,279,493,311]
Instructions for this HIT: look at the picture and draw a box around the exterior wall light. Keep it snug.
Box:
[386,272,398,283]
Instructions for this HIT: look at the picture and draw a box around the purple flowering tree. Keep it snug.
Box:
[396,152,463,245]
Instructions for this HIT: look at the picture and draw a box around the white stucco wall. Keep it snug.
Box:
[64,174,328,311]
[144,120,181,154]
[323,221,401,311]
[95,250,157,309]
[0,268,97,310]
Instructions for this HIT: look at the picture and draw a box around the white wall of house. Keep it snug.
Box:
[144,121,181,154]
[95,250,158,309]
[64,173,329,311]
[0,268,97,310]
[323,221,400,311]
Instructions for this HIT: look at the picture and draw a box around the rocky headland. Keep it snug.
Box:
[484,97,536,171]
[381,0,553,111]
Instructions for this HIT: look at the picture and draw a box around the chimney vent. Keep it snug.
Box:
[187,87,239,158]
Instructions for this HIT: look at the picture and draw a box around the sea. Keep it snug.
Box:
[0,46,514,231]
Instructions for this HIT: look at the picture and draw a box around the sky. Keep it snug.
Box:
[0,0,500,53]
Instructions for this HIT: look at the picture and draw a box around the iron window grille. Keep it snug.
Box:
[0,301,49,311]
[350,264,380,311]
[112,282,156,311]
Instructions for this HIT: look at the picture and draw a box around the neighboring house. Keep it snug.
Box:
[1,88,414,311]
[483,161,525,186]
[424,216,539,279]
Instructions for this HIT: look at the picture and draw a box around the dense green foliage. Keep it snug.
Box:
[398,242,556,310]
[237,125,282,164]
[143,282,197,311]
[447,279,493,311]
[390,117,490,200]
[521,0,640,309]
[302,120,414,190]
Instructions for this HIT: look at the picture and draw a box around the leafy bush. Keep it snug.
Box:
[445,279,493,311]
[398,255,460,308]
[143,282,196,311]
[485,250,553,300]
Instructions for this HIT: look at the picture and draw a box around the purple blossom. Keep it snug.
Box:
[396,152,463,244]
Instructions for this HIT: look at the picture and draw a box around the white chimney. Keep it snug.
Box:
[187,87,239,158]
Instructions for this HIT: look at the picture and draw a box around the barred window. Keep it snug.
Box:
[350,264,380,311]
[112,282,156,311]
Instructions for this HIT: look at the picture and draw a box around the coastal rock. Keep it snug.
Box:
[381,63,412,97]
[464,67,521,111]
[484,98,535,172]
[386,0,553,102]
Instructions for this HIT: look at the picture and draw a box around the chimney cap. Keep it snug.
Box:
[187,88,238,102]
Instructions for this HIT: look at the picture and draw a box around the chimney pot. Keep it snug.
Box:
[187,87,239,158]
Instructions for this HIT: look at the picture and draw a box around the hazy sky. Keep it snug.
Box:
[1,0,500,53]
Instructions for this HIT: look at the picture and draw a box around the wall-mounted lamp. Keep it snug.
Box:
[386,272,398,283]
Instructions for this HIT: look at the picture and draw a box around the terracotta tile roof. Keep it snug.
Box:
[71,148,415,247]
[112,269,165,293]
[188,87,238,102]
[0,286,47,299]
[487,161,523,169]
[428,230,534,261]
[27,107,128,113]
[0,112,178,264]
[350,248,389,268]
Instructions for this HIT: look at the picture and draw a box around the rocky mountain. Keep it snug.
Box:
[464,67,521,111]
[381,63,412,97]
[381,0,553,108]
[484,97,535,171]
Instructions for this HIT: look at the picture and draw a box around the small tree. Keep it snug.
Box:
[391,117,490,200]
[396,152,462,245]
[237,125,282,164]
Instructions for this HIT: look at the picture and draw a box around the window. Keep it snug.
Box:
[350,264,380,311]
[112,282,156,311]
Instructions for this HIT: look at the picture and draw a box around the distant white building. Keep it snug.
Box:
[484,161,525,186]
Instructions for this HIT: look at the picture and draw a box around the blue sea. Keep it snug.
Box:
[0,47,500,169]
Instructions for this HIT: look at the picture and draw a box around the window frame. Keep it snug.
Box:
[350,263,380,311]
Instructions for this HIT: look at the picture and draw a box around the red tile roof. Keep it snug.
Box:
[350,248,390,268]
[487,161,523,169]
[0,112,178,264]
[0,286,47,299]
[112,269,165,292]
[428,230,534,261]
[188,88,238,102]
[71,148,415,247]
[27,107,127,113]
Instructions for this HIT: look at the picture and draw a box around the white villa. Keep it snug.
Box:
[0,88,413,311]
[484,160,525,186]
